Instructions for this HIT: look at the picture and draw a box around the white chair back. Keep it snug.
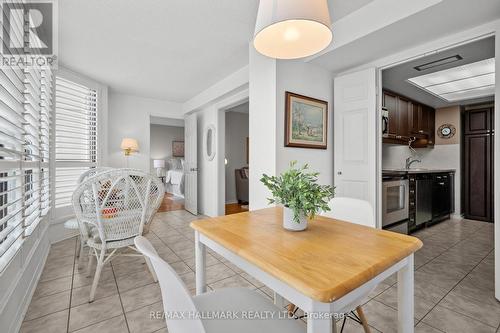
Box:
[73,169,164,243]
[75,167,113,241]
[134,236,206,333]
[77,167,113,184]
[321,197,375,227]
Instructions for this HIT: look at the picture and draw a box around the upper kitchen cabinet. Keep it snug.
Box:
[464,107,492,135]
[383,91,398,137]
[397,96,410,138]
[382,90,435,147]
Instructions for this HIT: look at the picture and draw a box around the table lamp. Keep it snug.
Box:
[153,159,166,177]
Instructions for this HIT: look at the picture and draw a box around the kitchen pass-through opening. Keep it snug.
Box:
[380,36,495,235]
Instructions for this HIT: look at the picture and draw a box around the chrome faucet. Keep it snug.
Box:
[405,156,421,169]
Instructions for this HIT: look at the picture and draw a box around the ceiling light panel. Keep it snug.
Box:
[440,85,496,102]
[407,58,495,102]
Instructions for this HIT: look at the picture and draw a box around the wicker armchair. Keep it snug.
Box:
[72,168,164,302]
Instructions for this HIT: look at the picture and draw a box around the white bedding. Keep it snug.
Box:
[165,169,184,197]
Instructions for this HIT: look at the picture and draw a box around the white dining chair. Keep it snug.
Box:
[320,197,375,228]
[134,236,305,333]
[73,169,164,302]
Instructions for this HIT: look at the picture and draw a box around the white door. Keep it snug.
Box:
[184,113,198,215]
[334,68,377,226]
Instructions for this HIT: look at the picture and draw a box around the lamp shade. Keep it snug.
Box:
[120,138,139,151]
[253,0,332,59]
[153,159,166,169]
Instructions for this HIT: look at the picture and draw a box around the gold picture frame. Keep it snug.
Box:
[285,92,328,149]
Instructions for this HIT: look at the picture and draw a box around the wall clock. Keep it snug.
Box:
[437,124,456,139]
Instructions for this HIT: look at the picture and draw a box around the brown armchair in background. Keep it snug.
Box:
[235,167,249,204]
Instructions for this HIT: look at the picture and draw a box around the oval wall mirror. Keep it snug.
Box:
[205,125,216,161]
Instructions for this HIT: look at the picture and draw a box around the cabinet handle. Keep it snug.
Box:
[438,182,445,186]
[419,130,424,133]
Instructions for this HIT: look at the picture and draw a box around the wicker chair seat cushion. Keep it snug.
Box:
[87,236,136,250]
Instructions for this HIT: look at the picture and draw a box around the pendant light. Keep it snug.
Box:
[253,0,332,59]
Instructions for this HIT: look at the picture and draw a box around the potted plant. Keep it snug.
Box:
[260,161,335,231]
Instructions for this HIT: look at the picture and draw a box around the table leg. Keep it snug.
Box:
[195,231,206,295]
[274,292,285,308]
[307,302,332,333]
[397,254,414,333]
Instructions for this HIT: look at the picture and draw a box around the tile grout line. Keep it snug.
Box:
[372,221,493,330]
[110,261,132,333]
[416,248,495,328]
[66,238,78,333]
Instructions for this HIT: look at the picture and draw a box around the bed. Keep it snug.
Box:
[164,158,185,198]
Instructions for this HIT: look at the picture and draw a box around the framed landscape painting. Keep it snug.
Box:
[172,141,185,157]
[285,91,328,149]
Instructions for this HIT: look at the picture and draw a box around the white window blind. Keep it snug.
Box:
[55,76,98,208]
[0,2,53,271]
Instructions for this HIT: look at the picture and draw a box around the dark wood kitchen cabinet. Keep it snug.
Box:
[463,104,494,222]
[383,91,398,137]
[382,90,435,147]
[397,96,410,138]
[409,103,421,135]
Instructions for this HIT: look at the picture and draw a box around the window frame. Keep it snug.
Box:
[51,68,108,220]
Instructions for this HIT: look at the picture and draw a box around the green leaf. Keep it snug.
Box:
[260,160,336,222]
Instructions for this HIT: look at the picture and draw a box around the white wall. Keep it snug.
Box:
[225,111,249,203]
[275,60,334,186]
[382,144,461,216]
[150,124,185,173]
[107,92,183,171]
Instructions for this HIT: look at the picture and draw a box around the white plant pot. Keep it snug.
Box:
[283,207,307,231]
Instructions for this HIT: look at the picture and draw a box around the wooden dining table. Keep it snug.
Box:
[190,207,422,333]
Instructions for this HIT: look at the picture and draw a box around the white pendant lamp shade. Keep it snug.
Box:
[254,0,332,59]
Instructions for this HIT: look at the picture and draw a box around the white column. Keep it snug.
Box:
[249,44,277,210]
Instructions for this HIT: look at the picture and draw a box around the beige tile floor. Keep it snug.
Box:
[21,211,498,333]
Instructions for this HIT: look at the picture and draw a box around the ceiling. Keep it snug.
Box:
[226,101,249,114]
[383,37,495,108]
[58,0,372,102]
[311,0,500,74]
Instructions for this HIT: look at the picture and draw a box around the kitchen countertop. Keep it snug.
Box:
[383,168,456,175]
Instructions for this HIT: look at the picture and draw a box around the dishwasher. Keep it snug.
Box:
[415,174,432,226]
